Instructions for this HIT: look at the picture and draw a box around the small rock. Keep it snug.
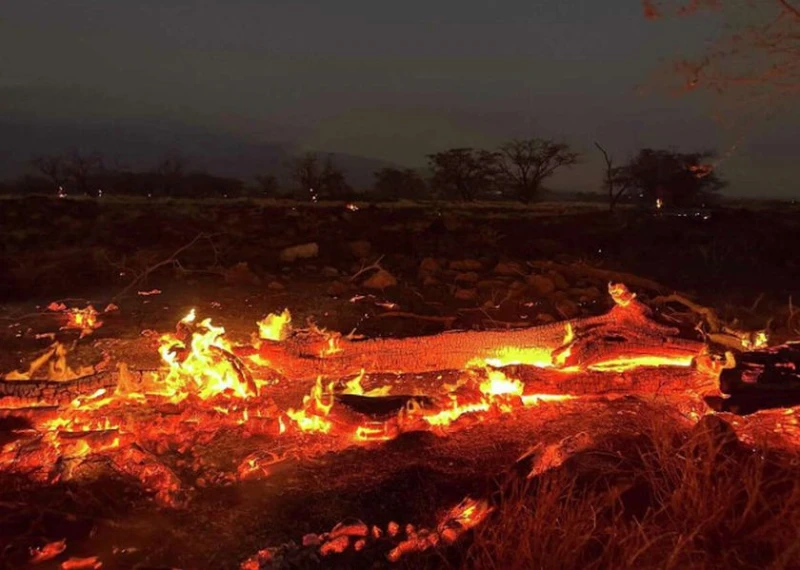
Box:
[321,266,339,277]
[419,257,440,279]
[536,313,557,324]
[454,271,480,284]
[690,415,740,457]
[267,280,285,291]
[450,259,483,271]
[493,261,524,276]
[326,281,349,296]
[362,269,397,290]
[303,534,322,547]
[554,298,580,319]
[422,276,440,287]
[527,274,556,296]
[547,271,570,290]
[454,288,477,301]
[223,262,261,286]
[280,242,319,263]
[476,279,508,292]
[348,240,372,260]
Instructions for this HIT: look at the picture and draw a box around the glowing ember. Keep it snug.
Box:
[609,282,636,307]
[343,370,392,397]
[3,342,94,381]
[587,354,695,372]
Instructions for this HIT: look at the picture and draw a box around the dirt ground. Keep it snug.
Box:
[1,197,799,569]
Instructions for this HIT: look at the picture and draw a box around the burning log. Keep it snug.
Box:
[0,368,157,407]
[248,290,704,381]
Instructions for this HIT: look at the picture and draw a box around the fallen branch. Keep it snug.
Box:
[526,261,670,295]
[350,255,385,282]
[112,233,217,301]
[373,312,457,327]
[651,293,722,333]
[248,294,704,381]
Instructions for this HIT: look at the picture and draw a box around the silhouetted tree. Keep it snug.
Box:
[319,155,351,199]
[65,151,104,196]
[615,148,726,208]
[154,155,186,197]
[427,148,498,201]
[288,152,321,201]
[594,142,633,212]
[31,155,69,195]
[373,167,427,200]
[496,138,579,203]
[254,174,279,196]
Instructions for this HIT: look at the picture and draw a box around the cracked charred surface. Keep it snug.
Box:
[245,296,704,382]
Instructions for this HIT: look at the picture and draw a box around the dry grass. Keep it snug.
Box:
[462,415,800,570]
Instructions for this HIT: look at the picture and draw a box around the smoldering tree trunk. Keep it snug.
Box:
[245,300,704,382]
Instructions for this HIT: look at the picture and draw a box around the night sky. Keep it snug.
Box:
[1,1,797,197]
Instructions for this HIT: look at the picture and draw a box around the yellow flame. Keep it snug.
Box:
[156,317,252,401]
[286,376,335,433]
[257,309,291,341]
[479,369,524,397]
[587,354,695,372]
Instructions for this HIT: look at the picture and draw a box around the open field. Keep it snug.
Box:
[1,197,799,569]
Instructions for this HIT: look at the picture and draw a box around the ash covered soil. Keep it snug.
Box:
[0,198,799,569]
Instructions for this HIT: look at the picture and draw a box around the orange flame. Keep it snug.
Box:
[286,376,335,433]
[257,309,291,341]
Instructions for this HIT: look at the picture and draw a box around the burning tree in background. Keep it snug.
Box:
[643,0,799,100]
[612,148,726,208]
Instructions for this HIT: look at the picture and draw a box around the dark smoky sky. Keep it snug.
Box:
[0,1,797,196]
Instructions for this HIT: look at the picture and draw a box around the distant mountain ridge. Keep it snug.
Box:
[0,119,398,189]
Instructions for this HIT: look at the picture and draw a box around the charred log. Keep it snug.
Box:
[0,368,157,407]
[249,299,704,381]
[714,343,800,414]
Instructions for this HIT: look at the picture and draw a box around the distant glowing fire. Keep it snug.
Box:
[1,283,797,567]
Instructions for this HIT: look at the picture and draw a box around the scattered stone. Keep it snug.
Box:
[527,274,556,296]
[536,313,557,324]
[450,259,483,271]
[422,276,440,287]
[547,271,570,290]
[267,281,285,291]
[690,415,740,457]
[476,279,508,292]
[555,298,580,319]
[454,271,479,284]
[568,287,603,303]
[454,288,477,301]
[321,266,339,277]
[348,240,371,260]
[326,281,349,296]
[493,261,524,276]
[223,262,261,286]
[362,269,397,290]
[419,257,440,278]
[279,242,319,263]
[302,534,321,547]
